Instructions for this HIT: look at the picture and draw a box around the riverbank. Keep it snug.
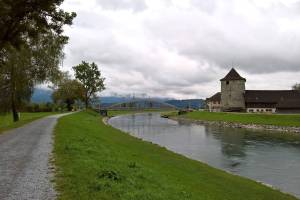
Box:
[53,111,297,200]
[0,112,59,134]
[166,111,300,134]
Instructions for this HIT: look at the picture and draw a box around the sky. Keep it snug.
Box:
[61,0,300,99]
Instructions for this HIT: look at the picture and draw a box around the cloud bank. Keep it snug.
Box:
[62,0,300,99]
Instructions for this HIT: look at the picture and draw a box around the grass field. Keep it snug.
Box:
[0,112,57,133]
[174,111,300,127]
[53,111,296,200]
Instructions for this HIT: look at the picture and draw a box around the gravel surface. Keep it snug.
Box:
[0,113,72,200]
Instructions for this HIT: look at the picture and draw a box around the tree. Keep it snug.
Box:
[292,83,300,90]
[0,33,67,121]
[0,1,75,122]
[73,61,105,109]
[0,0,76,51]
[52,78,85,111]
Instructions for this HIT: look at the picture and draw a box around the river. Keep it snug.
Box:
[108,113,300,198]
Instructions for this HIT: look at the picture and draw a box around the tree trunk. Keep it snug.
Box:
[10,65,19,122]
[12,102,19,122]
[11,88,19,122]
[85,92,88,110]
[66,101,72,111]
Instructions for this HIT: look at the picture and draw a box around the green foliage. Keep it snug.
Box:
[54,111,296,200]
[0,0,75,122]
[0,33,67,121]
[22,103,56,113]
[52,75,85,111]
[0,0,76,50]
[181,111,300,127]
[73,61,105,108]
[292,83,300,90]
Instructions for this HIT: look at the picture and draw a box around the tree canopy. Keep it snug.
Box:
[0,0,75,122]
[52,75,85,111]
[0,0,76,51]
[73,61,105,109]
[0,33,67,121]
[292,83,300,90]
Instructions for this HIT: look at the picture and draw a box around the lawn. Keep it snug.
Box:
[0,112,58,133]
[176,111,300,127]
[53,111,296,200]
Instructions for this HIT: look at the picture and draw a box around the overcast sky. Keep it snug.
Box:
[61,0,300,99]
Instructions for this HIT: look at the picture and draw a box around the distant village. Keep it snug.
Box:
[206,68,300,113]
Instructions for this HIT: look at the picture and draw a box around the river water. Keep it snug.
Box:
[108,113,300,198]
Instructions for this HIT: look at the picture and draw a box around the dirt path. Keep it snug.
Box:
[0,113,72,200]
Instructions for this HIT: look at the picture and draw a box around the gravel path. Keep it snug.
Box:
[0,113,72,200]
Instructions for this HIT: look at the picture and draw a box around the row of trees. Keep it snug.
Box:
[52,61,105,111]
[0,1,105,122]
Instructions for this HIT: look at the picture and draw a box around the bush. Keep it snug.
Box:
[21,102,55,112]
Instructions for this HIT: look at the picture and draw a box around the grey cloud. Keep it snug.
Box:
[62,0,300,99]
[95,0,147,12]
[144,2,300,74]
[190,0,217,13]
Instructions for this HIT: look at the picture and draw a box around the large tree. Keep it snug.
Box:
[0,1,75,121]
[52,77,85,111]
[0,0,76,51]
[73,61,105,109]
[0,33,67,121]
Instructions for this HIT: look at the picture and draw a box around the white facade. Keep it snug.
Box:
[207,101,221,112]
[246,108,276,113]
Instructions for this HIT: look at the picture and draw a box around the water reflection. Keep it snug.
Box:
[109,113,300,198]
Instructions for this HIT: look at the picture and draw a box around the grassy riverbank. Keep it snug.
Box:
[53,111,296,200]
[0,112,58,133]
[170,111,300,127]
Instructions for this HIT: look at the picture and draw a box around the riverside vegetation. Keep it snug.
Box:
[169,111,300,127]
[53,111,297,200]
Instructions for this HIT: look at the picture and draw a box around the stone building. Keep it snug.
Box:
[206,92,221,112]
[206,68,300,113]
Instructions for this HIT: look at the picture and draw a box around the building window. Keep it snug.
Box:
[226,81,229,85]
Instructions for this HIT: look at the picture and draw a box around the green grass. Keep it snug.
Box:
[0,112,58,133]
[53,111,296,200]
[177,111,300,127]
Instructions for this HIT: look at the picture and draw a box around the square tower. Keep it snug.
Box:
[220,68,246,112]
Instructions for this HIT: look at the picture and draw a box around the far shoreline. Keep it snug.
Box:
[165,111,300,134]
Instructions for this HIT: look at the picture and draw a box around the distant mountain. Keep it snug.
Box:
[31,88,53,103]
[165,99,205,109]
[99,96,131,104]
[31,89,205,109]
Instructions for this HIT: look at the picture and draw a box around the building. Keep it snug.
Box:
[206,68,300,113]
[206,92,221,112]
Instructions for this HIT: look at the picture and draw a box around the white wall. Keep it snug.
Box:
[246,108,276,113]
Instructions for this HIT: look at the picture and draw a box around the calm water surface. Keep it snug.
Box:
[108,113,300,198]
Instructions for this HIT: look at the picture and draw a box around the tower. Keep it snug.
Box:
[220,68,246,112]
